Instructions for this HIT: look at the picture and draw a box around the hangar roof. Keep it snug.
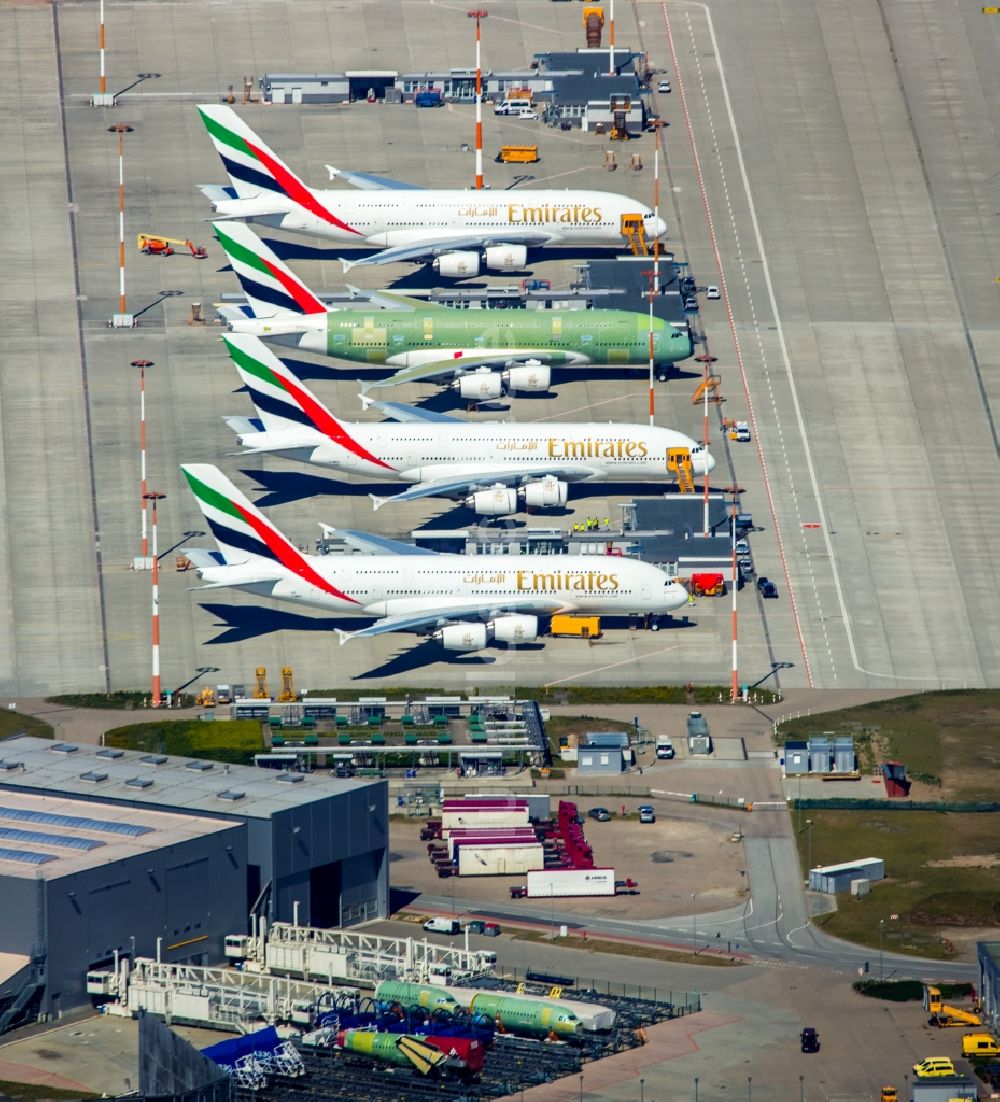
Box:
[0,736,380,821]
[0,790,239,880]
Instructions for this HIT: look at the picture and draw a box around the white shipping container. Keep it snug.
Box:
[442,809,530,830]
[526,868,616,898]
[457,843,544,876]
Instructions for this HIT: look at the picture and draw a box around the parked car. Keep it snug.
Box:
[683,296,699,312]
[800,1027,820,1053]
[423,917,460,935]
[706,285,721,299]
[734,539,750,556]
[588,807,612,822]
[658,79,672,93]
[737,556,755,584]
[756,576,779,599]
[912,1057,955,1079]
[638,805,656,823]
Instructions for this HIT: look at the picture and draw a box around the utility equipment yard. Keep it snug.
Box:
[3,0,1000,695]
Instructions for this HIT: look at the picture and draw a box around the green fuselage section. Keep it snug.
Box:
[319,307,693,366]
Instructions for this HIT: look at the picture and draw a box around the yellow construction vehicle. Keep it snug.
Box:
[550,614,602,639]
[619,213,648,255]
[692,375,722,404]
[667,447,694,492]
[609,94,632,141]
[253,666,269,699]
[136,233,208,259]
[195,687,216,708]
[497,145,539,164]
[924,986,982,1027]
[277,666,296,703]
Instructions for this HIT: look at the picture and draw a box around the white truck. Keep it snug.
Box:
[524,868,616,898]
[655,735,675,759]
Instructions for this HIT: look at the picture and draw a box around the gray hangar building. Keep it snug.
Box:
[0,736,388,1027]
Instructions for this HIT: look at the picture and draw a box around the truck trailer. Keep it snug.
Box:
[524,867,616,898]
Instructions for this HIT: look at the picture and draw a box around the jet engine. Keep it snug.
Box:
[503,363,551,393]
[452,370,504,402]
[485,245,528,272]
[434,251,481,278]
[435,623,489,652]
[467,485,519,515]
[491,614,539,644]
[519,476,568,509]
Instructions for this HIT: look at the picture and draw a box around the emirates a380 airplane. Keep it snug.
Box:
[221,332,715,514]
[180,465,690,649]
[198,104,667,277]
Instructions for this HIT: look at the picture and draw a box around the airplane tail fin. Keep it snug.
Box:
[181,464,356,602]
[212,221,326,318]
[221,335,394,472]
[181,463,300,567]
[197,104,306,202]
[222,333,343,435]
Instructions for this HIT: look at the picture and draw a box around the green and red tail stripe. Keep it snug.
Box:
[182,465,360,604]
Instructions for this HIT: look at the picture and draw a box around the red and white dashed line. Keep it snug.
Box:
[659,1,862,685]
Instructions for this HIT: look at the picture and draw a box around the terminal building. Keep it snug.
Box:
[0,736,387,1030]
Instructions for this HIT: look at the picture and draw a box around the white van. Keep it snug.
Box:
[423,916,460,935]
[515,107,538,120]
[494,99,532,116]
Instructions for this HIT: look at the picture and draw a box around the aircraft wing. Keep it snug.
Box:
[359,398,465,424]
[336,596,566,645]
[344,284,427,312]
[361,353,554,391]
[341,231,552,271]
[199,184,239,203]
[319,525,437,556]
[326,165,422,191]
[223,415,264,435]
[370,465,600,510]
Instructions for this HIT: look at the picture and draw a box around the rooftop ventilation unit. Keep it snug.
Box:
[79,771,109,784]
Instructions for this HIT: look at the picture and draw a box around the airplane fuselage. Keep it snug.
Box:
[199,552,687,619]
[241,307,693,367]
[235,421,714,484]
[217,188,664,248]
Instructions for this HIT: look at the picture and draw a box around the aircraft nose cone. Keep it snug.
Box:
[663,582,689,611]
[654,217,668,239]
[698,449,717,475]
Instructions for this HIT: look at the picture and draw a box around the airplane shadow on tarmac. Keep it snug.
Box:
[240,467,389,509]
[353,639,547,681]
[198,602,364,645]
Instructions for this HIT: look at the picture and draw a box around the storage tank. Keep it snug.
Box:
[469,992,582,1038]
[375,980,462,1014]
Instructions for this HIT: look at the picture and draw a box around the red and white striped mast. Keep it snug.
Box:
[144,491,165,707]
[468,10,488,190]
[131,359,154,560]
[108,124,133,327]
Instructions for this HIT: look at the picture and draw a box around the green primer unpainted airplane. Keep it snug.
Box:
[213,220,694,401]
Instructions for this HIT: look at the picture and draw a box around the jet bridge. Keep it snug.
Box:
[87,956,357,1033]
[224,921,497,986]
